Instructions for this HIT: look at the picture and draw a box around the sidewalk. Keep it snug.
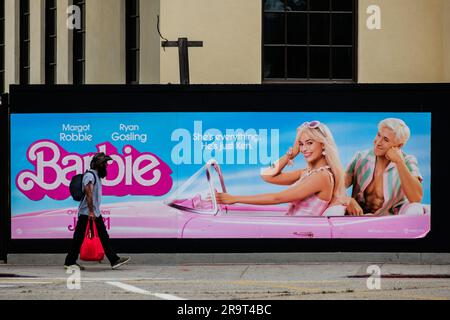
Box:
[1,261,450,300]
[4,252,450,266]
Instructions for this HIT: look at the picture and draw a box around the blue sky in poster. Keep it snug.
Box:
[11,112,431,215]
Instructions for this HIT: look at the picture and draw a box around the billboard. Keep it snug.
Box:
[10,112,431,239]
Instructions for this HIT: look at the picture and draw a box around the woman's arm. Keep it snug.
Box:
[261,169,304,186]
[217,171,331,205]
[261,146,303,185]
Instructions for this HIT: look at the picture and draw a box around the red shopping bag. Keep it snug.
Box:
[80,219,105,261]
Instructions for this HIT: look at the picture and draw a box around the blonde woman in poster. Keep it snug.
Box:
[216,121,346,216]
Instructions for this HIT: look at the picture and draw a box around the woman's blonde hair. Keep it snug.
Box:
[297,122,346,203]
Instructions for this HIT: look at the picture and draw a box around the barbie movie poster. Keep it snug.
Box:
[11,112,431,239]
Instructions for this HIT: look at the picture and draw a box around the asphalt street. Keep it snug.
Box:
[1,262,450,300]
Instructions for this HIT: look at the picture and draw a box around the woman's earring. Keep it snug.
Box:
[322,150,327,156]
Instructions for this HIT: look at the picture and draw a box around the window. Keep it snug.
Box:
[0,0,5,93]
[126,0,140,84]
[263,0,356,82]
[20,0,30,85]
[45,0,57,84]
[73,0,85,84]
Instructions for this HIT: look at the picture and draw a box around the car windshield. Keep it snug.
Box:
[165,161,225,214]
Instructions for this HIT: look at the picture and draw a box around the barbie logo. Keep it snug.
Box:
[16,140,173,201]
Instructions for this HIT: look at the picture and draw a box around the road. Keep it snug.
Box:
[1,262,450,300]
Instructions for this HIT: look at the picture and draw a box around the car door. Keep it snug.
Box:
[182,205,332,238]
[328,215,430,239]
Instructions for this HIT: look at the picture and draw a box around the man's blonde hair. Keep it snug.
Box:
[378,118,411,145]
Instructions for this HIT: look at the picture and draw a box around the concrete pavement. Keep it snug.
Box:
[5,252,450,265]
[1,260,450,300]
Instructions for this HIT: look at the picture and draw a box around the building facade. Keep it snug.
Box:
[1,0,450,93]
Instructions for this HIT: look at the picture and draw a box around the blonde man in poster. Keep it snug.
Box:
[345,118,424,216]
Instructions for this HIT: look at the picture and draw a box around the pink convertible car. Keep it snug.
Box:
[166,160,430,239]
[12,160,430,239]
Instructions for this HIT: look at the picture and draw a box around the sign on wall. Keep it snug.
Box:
[11,112,431,239]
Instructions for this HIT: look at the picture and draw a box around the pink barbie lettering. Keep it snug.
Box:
[16,140,173,201]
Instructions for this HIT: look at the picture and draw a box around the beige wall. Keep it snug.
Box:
[358,0,445,83]
[444,0,450,82]
[160,0,261,84]
[85,0,125,84]
[3,0,450,92]
[140,0,160,84]
[4,0,19,88]
[30,0,45,84]
[57,0,72,84]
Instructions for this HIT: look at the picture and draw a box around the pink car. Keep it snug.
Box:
[166,160,431,239]
[11,160,430,239]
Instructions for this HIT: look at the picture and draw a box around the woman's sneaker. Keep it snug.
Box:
[111,257,131,270]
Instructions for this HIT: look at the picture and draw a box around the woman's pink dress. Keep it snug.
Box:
[286,166,334,216]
